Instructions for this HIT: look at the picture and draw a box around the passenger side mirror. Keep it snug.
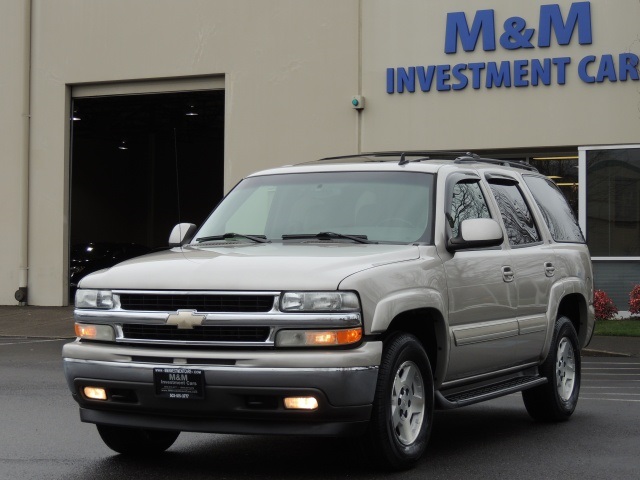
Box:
[447,218,503,252]
[169,223,197,247]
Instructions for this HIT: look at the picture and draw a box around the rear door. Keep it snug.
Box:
[486,173,553,364]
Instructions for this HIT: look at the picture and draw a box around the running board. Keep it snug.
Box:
[436,376,548,409]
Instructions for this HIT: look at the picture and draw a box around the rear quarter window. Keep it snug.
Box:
[523,175,585,243]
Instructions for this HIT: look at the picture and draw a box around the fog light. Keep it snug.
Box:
[83,386,107,401]
[284,396,318,410]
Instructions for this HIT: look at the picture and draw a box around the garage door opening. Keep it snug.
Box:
[69,90,224,299]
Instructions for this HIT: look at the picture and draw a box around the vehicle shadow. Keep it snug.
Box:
[63,400,569,480]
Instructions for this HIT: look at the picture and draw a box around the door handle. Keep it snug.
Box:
[502,266,514,283]
[544,262,555,277]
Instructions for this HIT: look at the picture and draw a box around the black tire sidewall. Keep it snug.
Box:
[369,333,434,469]
[545,317,581,416]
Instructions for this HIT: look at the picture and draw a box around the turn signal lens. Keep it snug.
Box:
[284,396,318,410]
[83,386,107,400]
[75,323,115,341]
[276,327,362,347]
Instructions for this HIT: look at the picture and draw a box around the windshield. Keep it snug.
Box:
[194,171,434,244]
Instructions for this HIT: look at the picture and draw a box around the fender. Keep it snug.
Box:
[540,277,590,360]
[370,287,449,387]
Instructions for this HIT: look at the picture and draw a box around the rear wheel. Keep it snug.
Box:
[522,316,581,421]
[365,333,434,470]
[96,425,180,455]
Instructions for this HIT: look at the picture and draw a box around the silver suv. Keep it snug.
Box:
[63,152,594,470]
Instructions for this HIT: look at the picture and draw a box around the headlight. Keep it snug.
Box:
[75,289,114,309]
[280,292,360,312]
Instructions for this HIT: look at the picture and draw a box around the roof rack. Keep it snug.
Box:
[316,151,538,172]
[454,156,538,172]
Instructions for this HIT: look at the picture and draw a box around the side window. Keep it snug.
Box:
[449,181,491,237]
[489,182,541,246]
[522,175,585,243]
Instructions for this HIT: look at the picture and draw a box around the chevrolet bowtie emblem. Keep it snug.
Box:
[166,310,206,329]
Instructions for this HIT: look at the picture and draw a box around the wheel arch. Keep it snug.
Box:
[381,308,448,387]
[557,292,591,348]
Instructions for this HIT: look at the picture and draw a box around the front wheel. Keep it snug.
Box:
[365,333,434,470]
[96,425,180,455]
[522,316,581,421]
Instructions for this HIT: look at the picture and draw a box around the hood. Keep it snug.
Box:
[79,242,421,291]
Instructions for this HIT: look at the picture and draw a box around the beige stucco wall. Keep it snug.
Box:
[1,0,638,305]
[0,1,30,306]
[9,0,361,305]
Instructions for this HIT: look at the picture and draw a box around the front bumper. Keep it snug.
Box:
[62,340,382,436]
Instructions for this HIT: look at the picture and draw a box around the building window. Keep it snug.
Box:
[585,148,640,257]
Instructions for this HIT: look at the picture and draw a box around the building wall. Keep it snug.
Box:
[20,0,360,305]
[0,1,30,306]
[0,0,639,305]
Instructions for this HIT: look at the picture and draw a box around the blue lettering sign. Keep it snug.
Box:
[620,53,640,81]
[499,17,535,50]
[444,10,496,53]
[513,60,529,87]
[531,58,552,86]
[596,54,617,83]
[486,61,511,88]
[578,55,596,83]
[417,66,436,92]
[452,64,469,90]
[397,67,415,93]
[386,2,638,94]
[386,68,395,93]
[552,57,571,84]
[538,2,592,47]
[468,63,486,89]
[436,65,452,91]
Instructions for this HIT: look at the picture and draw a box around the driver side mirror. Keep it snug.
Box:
[169,223,197,247]
[447,218,503,252]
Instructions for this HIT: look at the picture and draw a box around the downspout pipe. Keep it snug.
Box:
[15,0,32,305]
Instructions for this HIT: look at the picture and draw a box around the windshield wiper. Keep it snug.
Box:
[282,232,375,244]
[196,233,269,243]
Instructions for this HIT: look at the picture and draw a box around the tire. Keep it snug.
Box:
[522,316,581,421]
[96,425,180,455]
[365,332,434,470]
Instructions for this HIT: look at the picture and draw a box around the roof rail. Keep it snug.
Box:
[316,151,538,172]
[454,156,538,172]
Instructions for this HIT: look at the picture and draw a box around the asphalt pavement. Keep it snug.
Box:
[0,305,639,357]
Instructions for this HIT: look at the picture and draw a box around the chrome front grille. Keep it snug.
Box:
[122,324,271,343]
[118,293,275,313]
[75,290,361,347]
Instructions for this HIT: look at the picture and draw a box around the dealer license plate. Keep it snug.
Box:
[153,368,205,400]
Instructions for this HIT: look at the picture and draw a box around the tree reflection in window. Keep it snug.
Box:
[450,182,491,237]
[489,183,540,246]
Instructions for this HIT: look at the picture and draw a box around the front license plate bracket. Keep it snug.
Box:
[153,368,205,400]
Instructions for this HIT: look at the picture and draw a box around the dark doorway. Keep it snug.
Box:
[69,90,224,296]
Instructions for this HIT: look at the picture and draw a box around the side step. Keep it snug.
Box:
[436,376,547,410]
